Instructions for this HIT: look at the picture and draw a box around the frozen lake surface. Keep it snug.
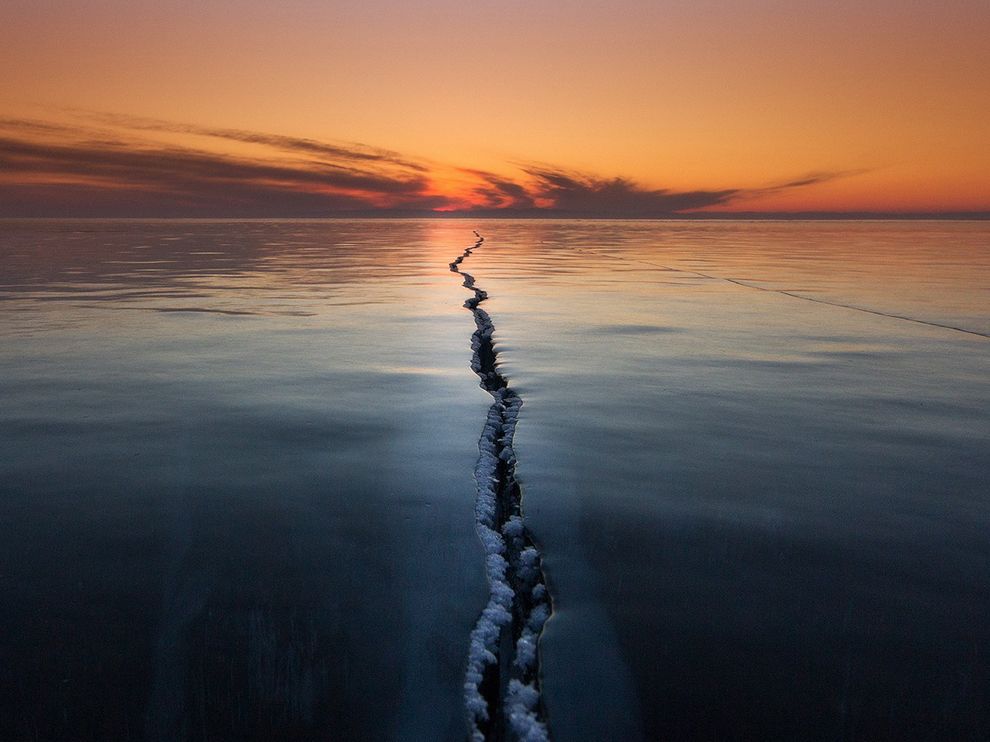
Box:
[1,219,988,740]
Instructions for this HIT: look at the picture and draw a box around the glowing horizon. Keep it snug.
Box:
[2,0,988,217]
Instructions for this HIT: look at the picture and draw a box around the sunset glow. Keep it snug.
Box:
[2,0,989,216]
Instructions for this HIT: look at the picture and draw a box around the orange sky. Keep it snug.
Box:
[1,0,989,215]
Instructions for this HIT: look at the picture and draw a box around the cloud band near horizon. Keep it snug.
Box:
[0,113,866,218]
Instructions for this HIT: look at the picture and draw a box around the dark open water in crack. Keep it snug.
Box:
[1,218,988,741]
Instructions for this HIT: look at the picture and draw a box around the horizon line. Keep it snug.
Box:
[2,211,989,221]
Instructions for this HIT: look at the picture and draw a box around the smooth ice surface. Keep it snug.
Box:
[463,219,990,741]
[2,218,989,741]
[0,219,490,741]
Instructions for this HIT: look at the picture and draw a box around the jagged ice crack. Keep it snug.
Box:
[451,232,552,742]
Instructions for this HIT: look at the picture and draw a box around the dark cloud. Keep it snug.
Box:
[0,138,429,194]
[518,167,739,217]
[0,119,448,217]
[463,169,537,210]
[0,182,386,218]
[484,166,873,217]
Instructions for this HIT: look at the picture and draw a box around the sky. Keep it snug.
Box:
[1,0,989,217]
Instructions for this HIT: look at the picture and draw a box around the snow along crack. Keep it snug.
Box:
[452,232,552,742]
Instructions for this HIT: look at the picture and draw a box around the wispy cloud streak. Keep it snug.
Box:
[71,110,430,172]
[0,117,447,216]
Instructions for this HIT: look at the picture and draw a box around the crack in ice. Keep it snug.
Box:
[451,232,552,742]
